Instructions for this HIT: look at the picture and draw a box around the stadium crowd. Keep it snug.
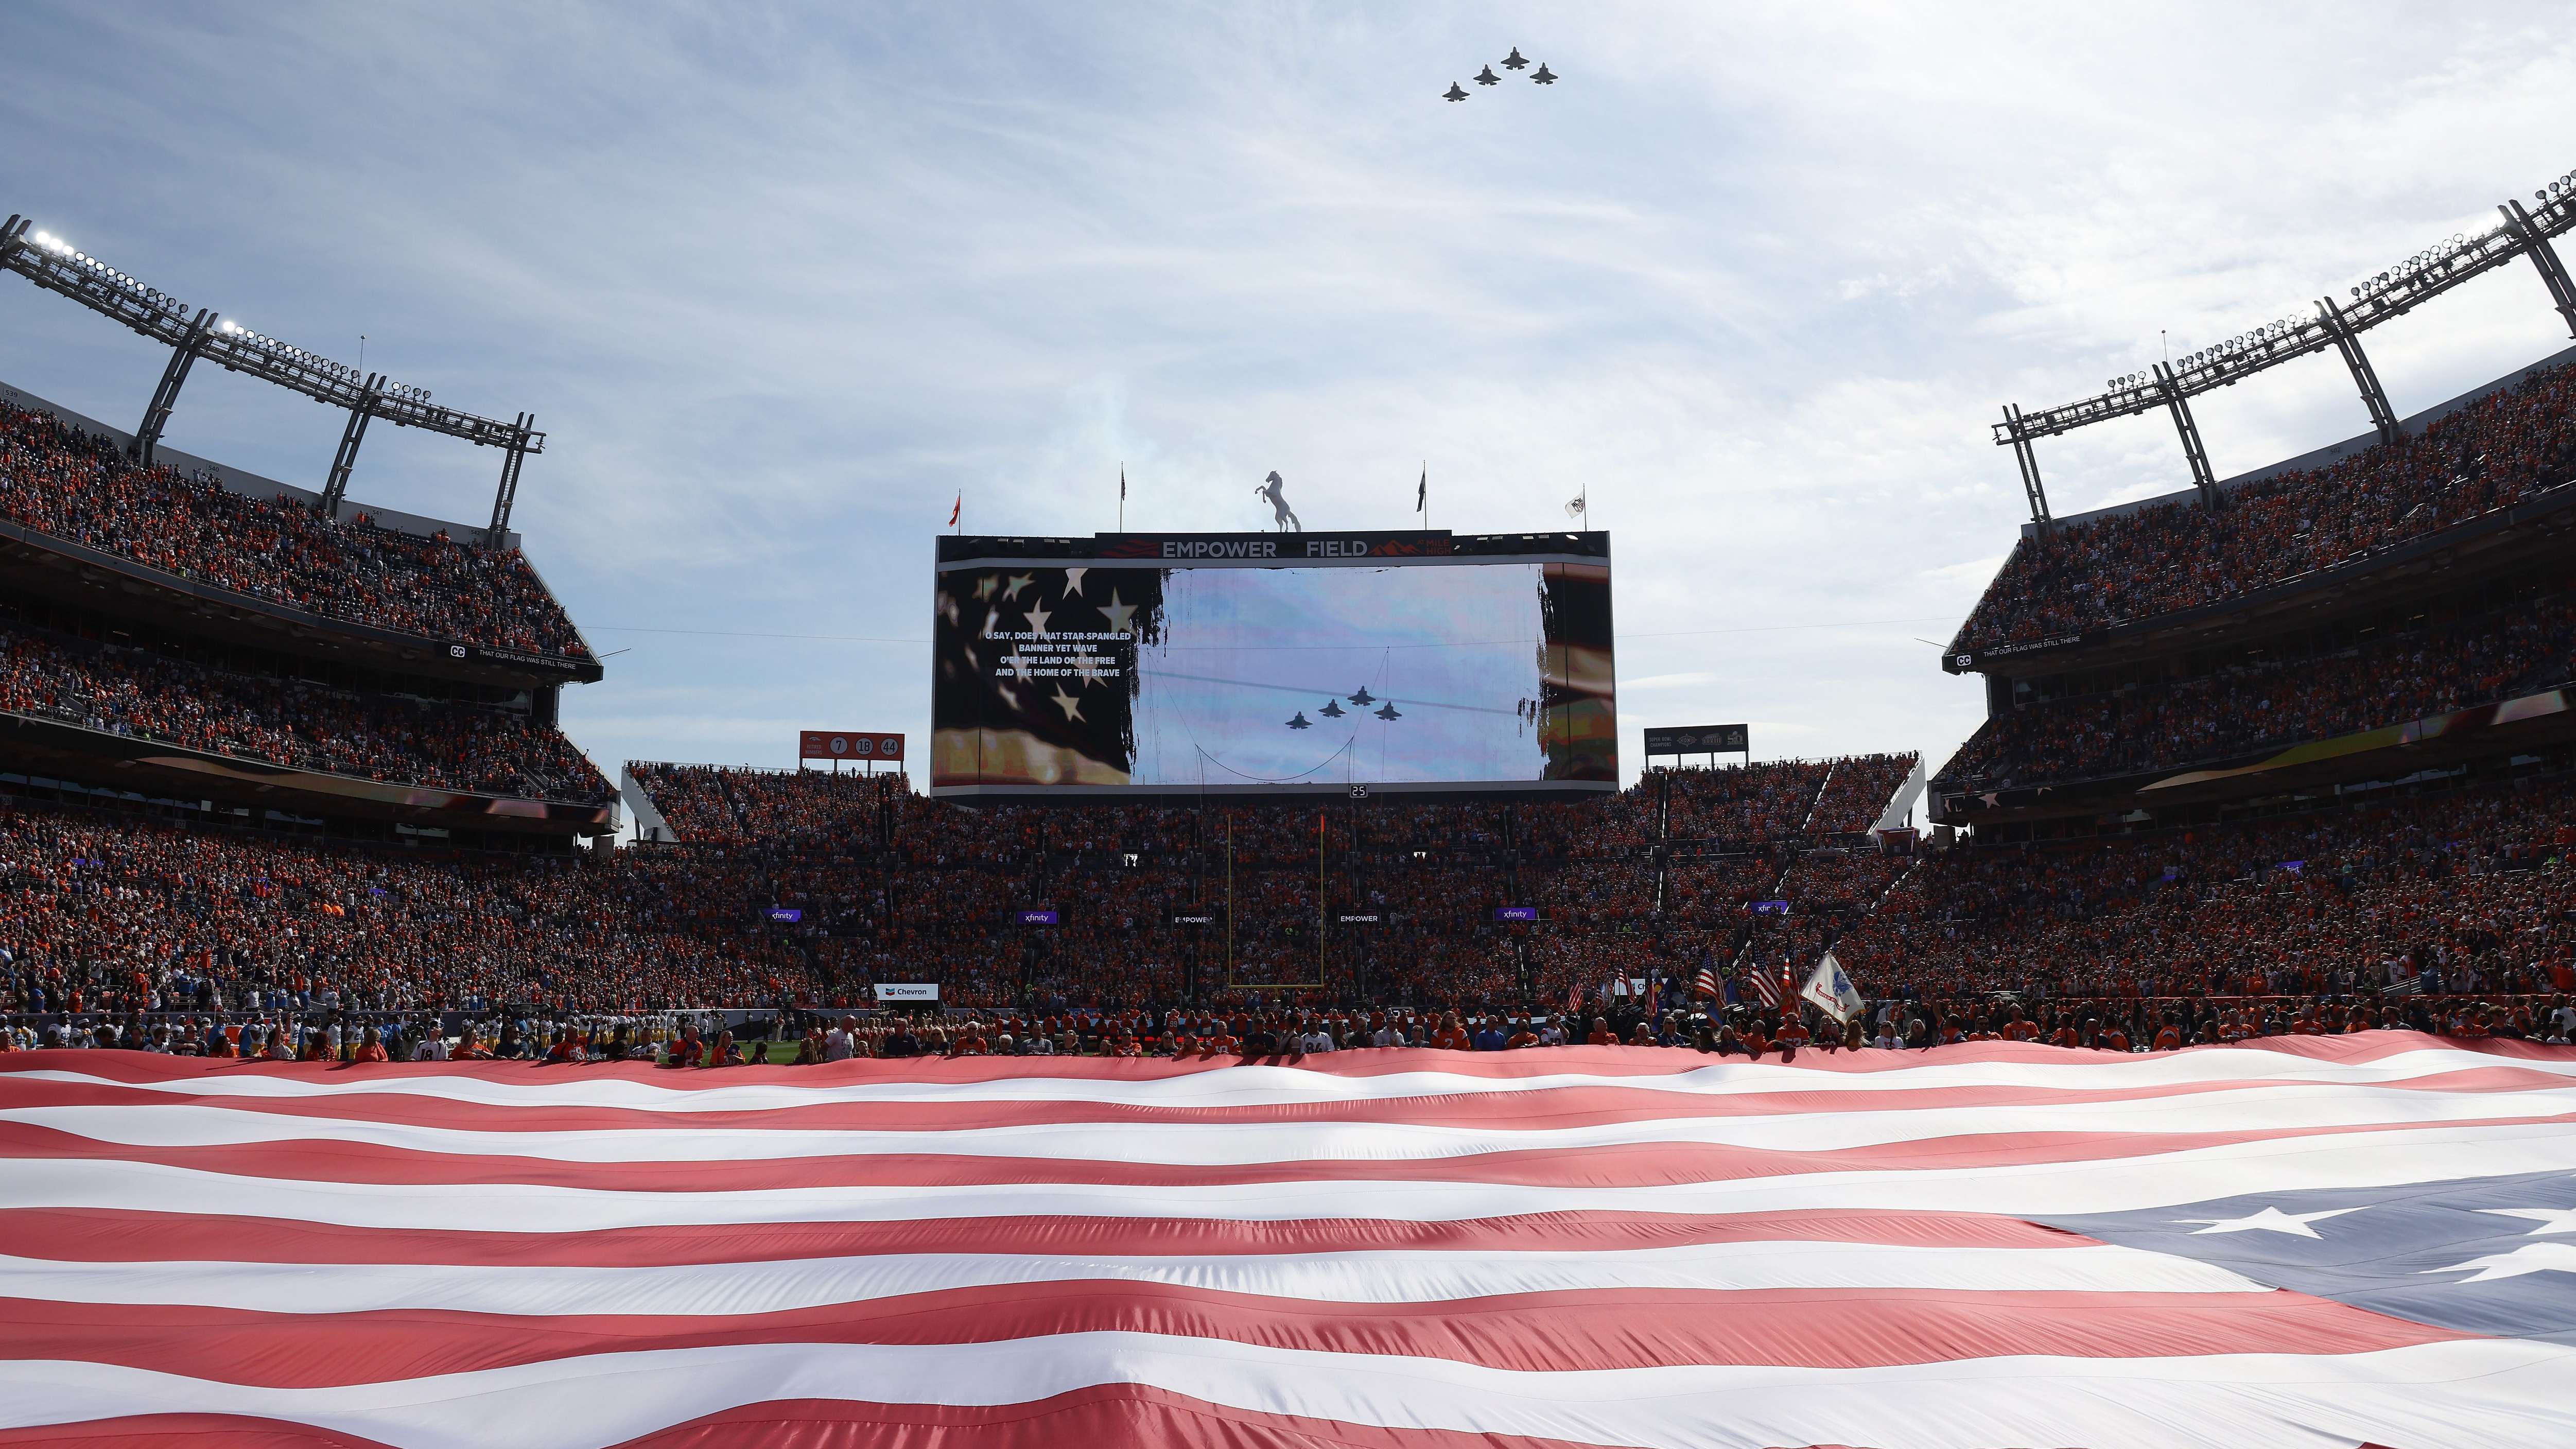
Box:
[0,618,611,804]
[1944,583,2576,786]
[1833,777,2576,1005]
[10,752,2571,1062]
[0,801,807,1025]
[629,762,892,851]
[0,400,589,659]
[1952,358,2576,651]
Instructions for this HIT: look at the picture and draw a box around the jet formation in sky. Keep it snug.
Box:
[1447,47,1554,101]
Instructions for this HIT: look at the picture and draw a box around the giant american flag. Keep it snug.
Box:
[2,1032,2574,1446]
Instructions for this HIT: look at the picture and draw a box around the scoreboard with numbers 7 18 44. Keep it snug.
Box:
[799,731,904,767]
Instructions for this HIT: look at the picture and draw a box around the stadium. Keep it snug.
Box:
[2,24,2575,1449]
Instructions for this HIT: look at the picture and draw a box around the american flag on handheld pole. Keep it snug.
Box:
[7,1036,2576,1445]
[1748,961,1780,1008]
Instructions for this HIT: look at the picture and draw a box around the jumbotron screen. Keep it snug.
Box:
[931,531,1615,797]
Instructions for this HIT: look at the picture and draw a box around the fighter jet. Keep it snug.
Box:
[1374,702,1403,721]
[1475,65,1500,85]
[1500,47,1529,71]
[1318,699,1346,718]
[1442,82,1469,102]
[1286,711,1313,730]
[1348,686,1377,707]
[1530,63,1557,84]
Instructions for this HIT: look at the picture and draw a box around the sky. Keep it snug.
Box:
[1132,563,1547,786]
[1,2,2571,811]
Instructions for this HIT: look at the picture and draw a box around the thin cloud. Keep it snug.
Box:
[0,3,2564,792]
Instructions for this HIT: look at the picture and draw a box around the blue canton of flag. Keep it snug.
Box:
[2039,1168,2576,1342]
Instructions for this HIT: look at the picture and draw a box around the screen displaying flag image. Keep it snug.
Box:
[932,532,1613,796]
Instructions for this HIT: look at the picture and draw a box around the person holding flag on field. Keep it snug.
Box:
[1800,951,1868,1026]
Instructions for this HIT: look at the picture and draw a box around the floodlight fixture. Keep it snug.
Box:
[1993,161,2575,470]
[2,206,547,536]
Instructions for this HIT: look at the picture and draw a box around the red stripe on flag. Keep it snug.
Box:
[0,1391,1623,1449]
[0,1286,2465,1387]
[0,1206,2097,1268]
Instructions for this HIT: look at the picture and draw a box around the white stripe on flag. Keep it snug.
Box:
[0,1335,2569,1449]
[0,1239,2265,1316]
[9,1117,2576,1228]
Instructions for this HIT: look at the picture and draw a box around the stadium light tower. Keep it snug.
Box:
[2001,404,2050,533]
[0,210,546,545]
[2315,296,2401,445]
[318,372,386,517]
[2500,199,2576,338]
[136,306,219,467]
[1989,168,2574,525]
[486,413,536,547]
[2152,362,2218,509]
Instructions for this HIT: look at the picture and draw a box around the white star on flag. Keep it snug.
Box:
[2482,1206,2576,1236]
[1064,567,1087,596]
[2177,1206,2366,1238]
[2423,1242,2576,1283]
[1002,573,1033,602]
[1024,604,1053,637]
[1050,686,1084,722]
[1100,590,1136,635]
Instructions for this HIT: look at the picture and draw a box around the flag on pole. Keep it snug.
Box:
[1692,967,1719,999]
[948,493,961,529]
[1800,950,1867,1023]
[1415,464,1426,515]
[1750,967,1779,1009]
[1120,468,1127,501]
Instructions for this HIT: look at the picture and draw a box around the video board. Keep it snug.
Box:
[931,531,1614,797]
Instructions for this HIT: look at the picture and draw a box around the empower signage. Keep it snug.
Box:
[935,531,1612,569]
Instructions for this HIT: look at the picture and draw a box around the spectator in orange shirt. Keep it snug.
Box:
[1774,1014,1811,1062]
